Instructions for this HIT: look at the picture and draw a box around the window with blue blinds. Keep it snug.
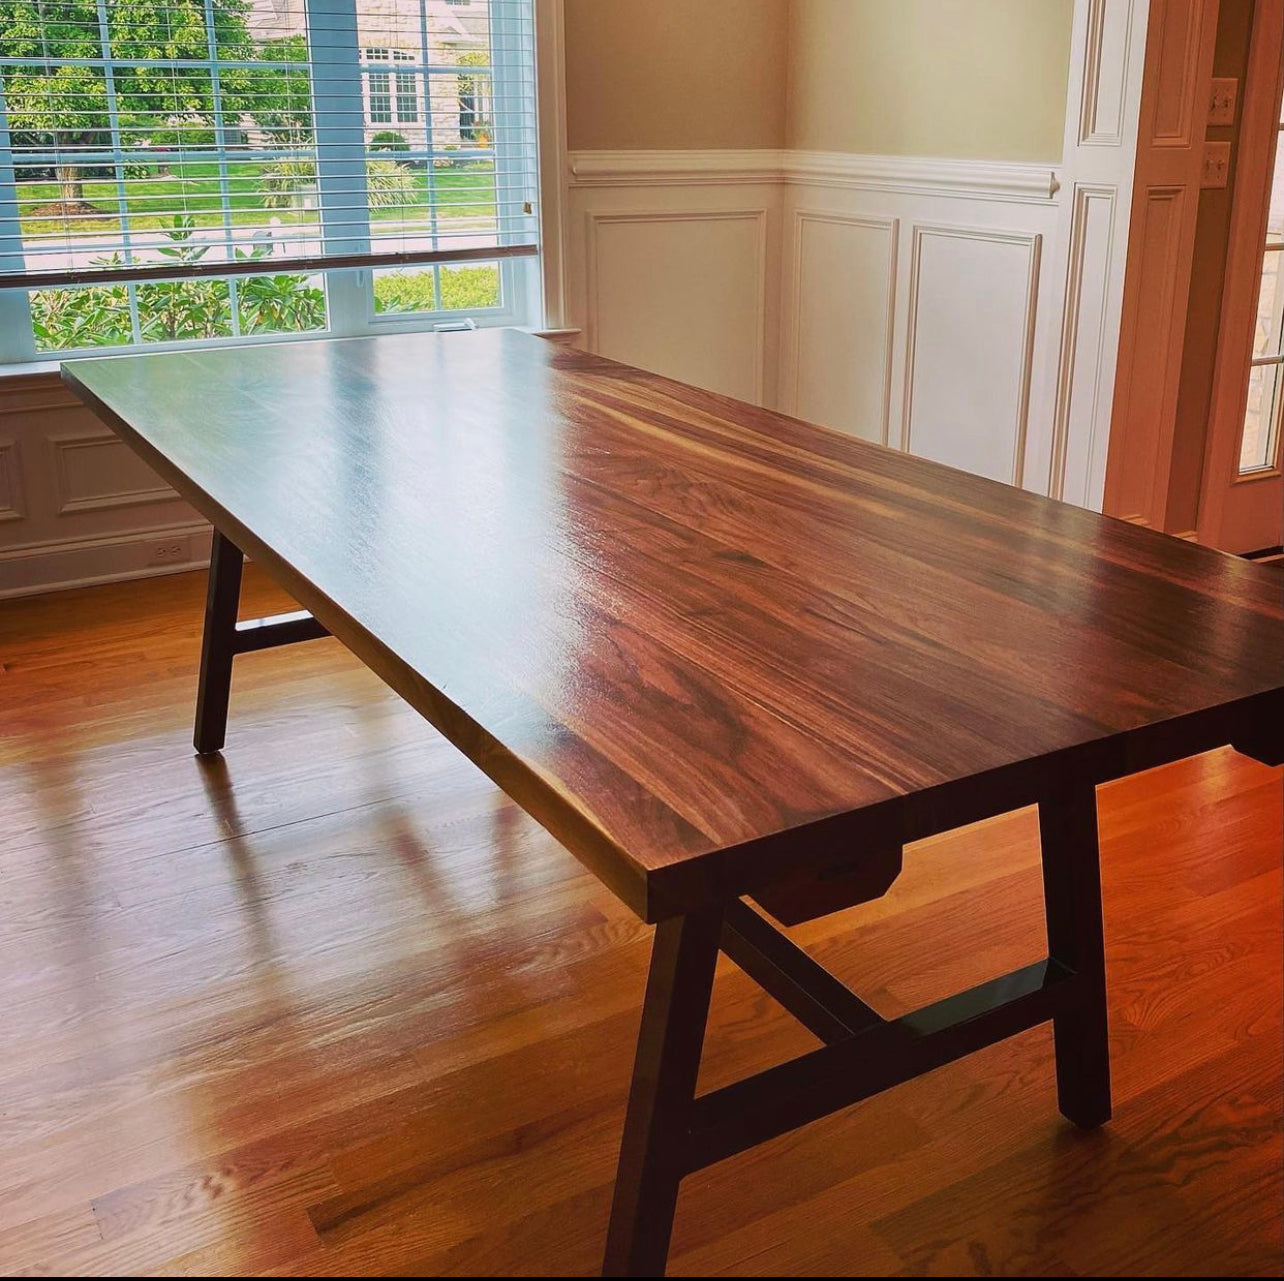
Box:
[0,0,540,361]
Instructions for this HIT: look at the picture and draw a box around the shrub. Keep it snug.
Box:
[370,130,409,155]
[441,266,500,310]
[237,272,327,334]
[261,158,414,209]
[373,265,500,314]
[364,159,415,208]
[136,278,234,342]
[30,284,133,350]
[145,127,217,148]
[30,217,328,349]
[260,158,318,209]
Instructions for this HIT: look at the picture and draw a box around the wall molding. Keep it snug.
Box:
[49,430,179,516]
[781,152,1060,204]
[0,438,24,522]
[568,148,1062,204]
[569,148,790,187]
[900,225,1042,486]
[1049,183,1120,501]
[584,208,770,404]
[1079,0,1139,146]
[0,519,212,600]
[787,210,899,442]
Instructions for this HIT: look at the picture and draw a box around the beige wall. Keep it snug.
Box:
[787,0,1075,161]
[564,0,789,150]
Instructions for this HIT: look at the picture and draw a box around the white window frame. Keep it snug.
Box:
[362,47,420,127]
[0,0,556,365]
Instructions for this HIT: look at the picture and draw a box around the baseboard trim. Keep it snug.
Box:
[0,519,212,599]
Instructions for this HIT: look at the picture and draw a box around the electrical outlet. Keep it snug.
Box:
[1202,141,1232,189]
[149,535,191,565]
[1209,77,1238,127]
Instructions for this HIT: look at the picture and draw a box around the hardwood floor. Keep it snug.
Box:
[0,565,1280,1278]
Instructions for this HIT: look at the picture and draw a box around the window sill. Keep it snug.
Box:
[0,359,65,388]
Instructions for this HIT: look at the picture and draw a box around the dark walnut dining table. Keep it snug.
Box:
[63,328,1284,1277]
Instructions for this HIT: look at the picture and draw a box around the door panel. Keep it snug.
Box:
[1105,0,1221,530]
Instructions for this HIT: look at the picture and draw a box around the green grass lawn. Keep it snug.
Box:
[18,159,498,236]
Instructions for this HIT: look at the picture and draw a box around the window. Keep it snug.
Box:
[0,0,540,364]
[366,48,395,124]
[1241,100,1284,474]
[363,48,418,126]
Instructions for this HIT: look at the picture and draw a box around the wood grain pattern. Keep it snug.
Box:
[0,567,1278,1276]
[62,330,1284,920]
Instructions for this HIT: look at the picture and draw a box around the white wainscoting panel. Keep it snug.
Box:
[1050,185,1120,506]
[0,373,209,598]
[775,157,1062,492]
[0,439,24,522]
[50,430,177,516]
[901,226,1042,485]
[586,210,768,403]
[1045,0,1151,506]
[788,212,898,442]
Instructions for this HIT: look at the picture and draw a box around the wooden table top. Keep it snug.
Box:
[63,330,1284,920]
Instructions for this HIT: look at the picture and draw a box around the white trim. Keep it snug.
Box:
[47,429,178,516]
[1046,0,1151,508]
[584,208,769,405]
[570,149,790,187]
[0,437,24,522]
[782,152,1060,204]
[568,149,1061,204]
[0,519,212,599]
[900,224,1042,487]
[1078,0,1139,147]
[787,210,899,443]
[536,0,570,329]
[1048,184,1120,502]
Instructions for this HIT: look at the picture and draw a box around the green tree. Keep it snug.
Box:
[243,34,313,145]
[1,0,256,212]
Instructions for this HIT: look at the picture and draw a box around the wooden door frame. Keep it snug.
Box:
[1196,0,1284,550]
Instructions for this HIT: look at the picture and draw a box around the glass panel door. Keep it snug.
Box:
[1240,101,1284,472]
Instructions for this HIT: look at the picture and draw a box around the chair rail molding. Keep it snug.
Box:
[568,149,1061,204]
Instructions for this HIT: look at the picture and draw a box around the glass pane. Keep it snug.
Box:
[1269,129,1284,239]
[1253,248,1284,358]
[30,284,133,352]
[136,278,233,343]
[236,272,327,335]
[373,267,438,313]
[1240,361,1284,472]
[440,262,500,310]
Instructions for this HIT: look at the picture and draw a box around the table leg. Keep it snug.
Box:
[194,529,244,755]
[602,907,722,1278]
[1039,778,1112,1129]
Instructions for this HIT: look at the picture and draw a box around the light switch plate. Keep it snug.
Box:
[1202,140,1232,188]
[1209,78,1238,127]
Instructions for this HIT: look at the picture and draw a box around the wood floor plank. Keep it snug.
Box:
[0,565,1279,1276]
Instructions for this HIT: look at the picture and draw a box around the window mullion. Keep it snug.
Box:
[93,0,137,281]
[0,80,35,362]
[418,2,442,265]
[309,0,372,335]
[491,0,539,324]
[202,0,240,336]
